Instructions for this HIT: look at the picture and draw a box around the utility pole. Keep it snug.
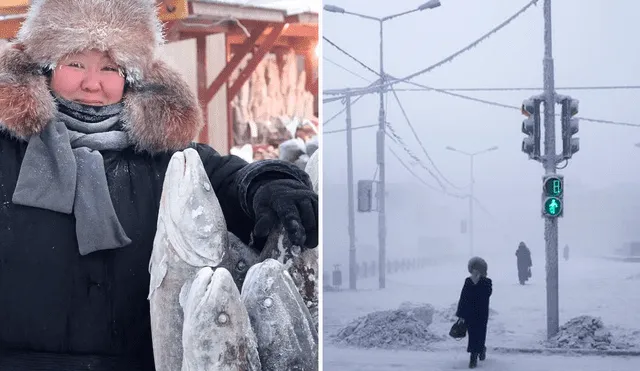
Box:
[542,0,560,338]
[468,156,474,256]
[323,0,441,290]
[345,93,357,290]
[377,20,387,290]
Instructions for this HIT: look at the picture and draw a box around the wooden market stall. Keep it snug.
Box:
[0,0,319,158]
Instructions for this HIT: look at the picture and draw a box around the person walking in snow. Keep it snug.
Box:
[516,241,533,285]
[0,0,318,369]
[455,256,492,369]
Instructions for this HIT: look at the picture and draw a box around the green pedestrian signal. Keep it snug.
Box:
[542,175,564,218]
[544,197,562,217]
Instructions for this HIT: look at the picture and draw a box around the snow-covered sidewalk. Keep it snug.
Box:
[323,254,640,367]
[322,345,640,371]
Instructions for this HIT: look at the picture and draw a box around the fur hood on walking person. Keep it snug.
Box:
[0,1,318,369]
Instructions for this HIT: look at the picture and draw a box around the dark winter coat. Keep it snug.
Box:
[516,246,532,270]
[455,276,493,324]
[0,132,308,370]
[455,276,492,354]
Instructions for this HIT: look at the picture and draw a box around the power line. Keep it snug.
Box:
[323,57,372,83]
[393,0,539,85]
[393,85,640,92]
[389,86,463,190]
[322,36,378,77]
[385,127,445,190]
[396,79,640,128]
[324,0,540,97]
[387,146,466,199]
[323,94,366,126]
[324,124,377,134]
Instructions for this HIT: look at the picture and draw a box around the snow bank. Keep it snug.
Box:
[544,316,634,350]
[332,302,443,351]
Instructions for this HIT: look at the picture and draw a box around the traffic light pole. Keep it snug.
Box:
[468,155,474,257]
[345,93,357,290]
[377,20,387,290]
[542,0,560,339]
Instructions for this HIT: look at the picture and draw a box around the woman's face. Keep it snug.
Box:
[50,49,125,106]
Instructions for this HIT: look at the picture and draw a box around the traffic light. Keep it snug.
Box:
[560,97,580,160]
[542,174,563,218]
[521,98,542,161]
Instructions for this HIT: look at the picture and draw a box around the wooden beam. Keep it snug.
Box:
[227,23,286,102]
[202,25,268,104]
[190,1,286,23]
[285,13,319,25]
[196,36,209,144]
[226,39,234,151]
[237,20,318,37]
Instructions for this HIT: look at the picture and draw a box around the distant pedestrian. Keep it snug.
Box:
[516,242,532,285]
[456,256,492,369]
[563,244,570,261]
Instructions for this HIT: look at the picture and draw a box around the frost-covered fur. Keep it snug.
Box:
[0,0,203,153]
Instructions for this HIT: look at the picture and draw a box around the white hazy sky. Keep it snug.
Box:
[321,0,640,266]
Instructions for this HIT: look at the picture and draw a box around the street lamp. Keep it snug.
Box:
[446,145,499,256]
[418,0,442,11]
[324,3,441,289]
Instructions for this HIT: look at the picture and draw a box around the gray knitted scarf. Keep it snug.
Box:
[12,96,133,256]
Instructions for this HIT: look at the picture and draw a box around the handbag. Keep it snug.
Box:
[449,318,467,339]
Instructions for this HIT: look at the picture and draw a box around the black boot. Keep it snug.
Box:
[469,353,478,368]
[479,346,486,361]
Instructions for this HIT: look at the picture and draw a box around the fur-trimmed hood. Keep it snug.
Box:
[0,0,203,153]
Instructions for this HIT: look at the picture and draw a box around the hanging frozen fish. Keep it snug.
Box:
[259,226,319,329]
[257,149,320,327]
[305,149,319,194]
[241,258,318,371]
[220,231,261,291]
[148,148,229,371]
[180,266,261,371]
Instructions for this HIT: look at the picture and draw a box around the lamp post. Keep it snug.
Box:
[446,145,498,256]
[324,0,441,289]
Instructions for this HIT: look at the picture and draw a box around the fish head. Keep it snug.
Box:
[241,259,318,368]
[181,267,259,369]
[226,231,260,291]
[161,148,228,266]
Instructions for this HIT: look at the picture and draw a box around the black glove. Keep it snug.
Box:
[250,179,318,248]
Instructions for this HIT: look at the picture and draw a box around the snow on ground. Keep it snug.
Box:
[323,346,640,371]
[323,253,640,369]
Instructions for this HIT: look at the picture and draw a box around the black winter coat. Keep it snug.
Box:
[455,276,493,324]
[0,131,307,370]
[516,246,532,270]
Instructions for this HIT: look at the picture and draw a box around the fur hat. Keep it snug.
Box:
[468,256,488,276]
[0,0,203,153]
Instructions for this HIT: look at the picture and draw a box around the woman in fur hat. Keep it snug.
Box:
[0,0,317,369]
[455,256,493,369]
